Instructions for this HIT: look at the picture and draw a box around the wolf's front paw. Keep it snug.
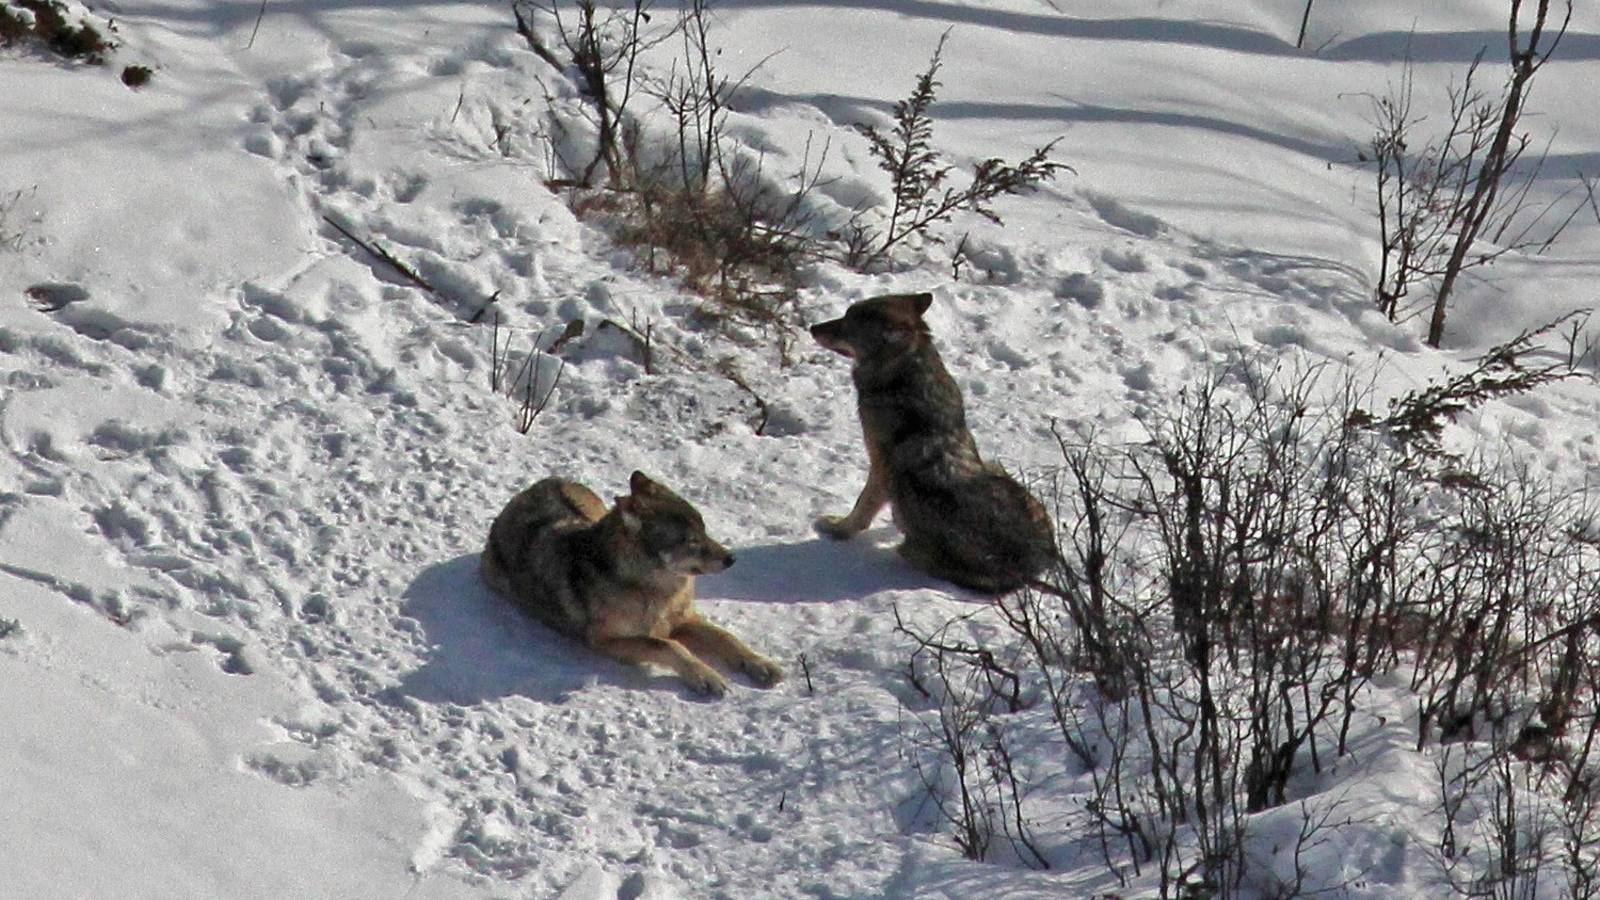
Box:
[814,515,857,540]
[682,664,729,699]
[739,656,785,687]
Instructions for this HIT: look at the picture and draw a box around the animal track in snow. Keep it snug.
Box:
[1085,190,1165,237]
[266,75,315,111]
[1101,246,1150,273]
[24,281,89,312]
[1055,272,1105,308]
[189,631,257,675]
[1154,282,1196,302]
[393,172,428,203]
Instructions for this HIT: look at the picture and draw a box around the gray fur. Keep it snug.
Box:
[811,292,1057,593]
[481,472,782,697]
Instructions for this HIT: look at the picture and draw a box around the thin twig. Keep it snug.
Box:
[511,0,564,68]
[247,0,268,49]
[322,214,438,295]
[514,353,566,434]
[490,310,504,392]
[467,289,502,324]
[717,361,770,435]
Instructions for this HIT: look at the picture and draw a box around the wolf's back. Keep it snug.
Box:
[966,467,1057,586]
[482,478,603,638]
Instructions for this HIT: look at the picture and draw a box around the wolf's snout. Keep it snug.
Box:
[810,319,853,357]
[692,547,734,575]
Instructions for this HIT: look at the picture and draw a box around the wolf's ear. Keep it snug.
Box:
[629,471,658,496]
[614,495,642,531]
[910,292,933,315]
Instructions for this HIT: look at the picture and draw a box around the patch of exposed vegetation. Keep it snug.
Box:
[0,0,116,64]
[508,1,1064,353]
[121,63,152,87]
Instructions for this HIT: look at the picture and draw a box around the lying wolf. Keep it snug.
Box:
[811,292,1056,593]
[481,471,783,697]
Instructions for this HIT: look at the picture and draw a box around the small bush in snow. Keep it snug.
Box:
[510,7,1067,352]
[514,0,824,354]
[488,312,570,434]
[0,0,115,63]
[1360,0,1578,347]
[843,32,1070,271]
[120,63,153,88]
[1353,309,1594,475]
[615,154,822,345]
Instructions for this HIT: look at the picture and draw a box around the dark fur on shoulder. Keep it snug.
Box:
[811,292,1056,593]
[481,471,782,697]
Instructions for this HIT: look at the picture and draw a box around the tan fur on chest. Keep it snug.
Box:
[584,576,698,642]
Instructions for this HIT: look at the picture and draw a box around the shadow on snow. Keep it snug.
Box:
[395,536,947,705]
[396,552,615,705]
[700,530,955,604]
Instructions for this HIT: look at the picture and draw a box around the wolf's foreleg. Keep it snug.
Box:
[590,635,729,697]
[672,619,784,686]
[815,463,888,538]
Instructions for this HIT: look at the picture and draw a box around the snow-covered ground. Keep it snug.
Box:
[2,0,1597,896]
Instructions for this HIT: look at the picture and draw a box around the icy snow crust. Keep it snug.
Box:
[1,0,1597,896]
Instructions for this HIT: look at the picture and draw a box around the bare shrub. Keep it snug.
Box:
[509,7,1066,351]
[1357,310,1594,470]
[616,146,827,353]
[515,0,827,352]
[1256,798,1359,899]
[488,313,569,434]
[1431,742,1582,899]
[512,0,668,188]
[1559,770,1599,898]
[896,605,1050,869]
[900,340,1600,896]
[1361,0,1580,345]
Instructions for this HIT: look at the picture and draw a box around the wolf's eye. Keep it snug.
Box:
[642,522,674,547]
[644,518,699,555]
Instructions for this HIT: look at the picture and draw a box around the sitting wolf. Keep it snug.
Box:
[481,471,782,697]
[811,292,1057,594]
